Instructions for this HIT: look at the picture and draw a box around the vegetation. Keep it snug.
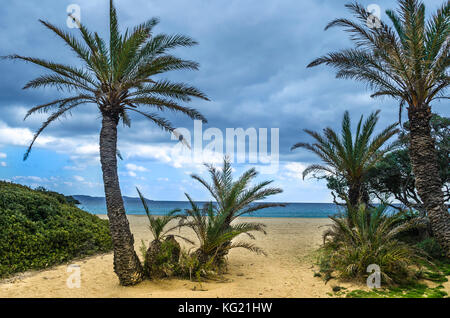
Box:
[35,186,81,205]
[340,258,450,297]
[292,110,398,208]
[308,0,450,256]
[319,204,425,284]
[367,114,450,213]
[181,198,267,270]
[345,283,448,298]
[0,181,112,278]
[0,0,447,298]
[6,0,209,285]
[133,159,282,279]
[136,188,191,278]
[184,157,283,265]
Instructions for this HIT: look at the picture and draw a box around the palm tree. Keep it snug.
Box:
[5,0,209,285]
[307,0,450,256]
[291,110,399,207]
[187,157,284,262]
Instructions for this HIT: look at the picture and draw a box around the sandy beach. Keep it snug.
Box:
[0,216,448,298]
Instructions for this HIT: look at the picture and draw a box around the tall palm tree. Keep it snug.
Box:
[5,0,209,285]
[307,0,450,256]
[291,110,399,207]
[189,157,284,261]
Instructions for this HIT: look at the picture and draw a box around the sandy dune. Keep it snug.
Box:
[0,216,443,298]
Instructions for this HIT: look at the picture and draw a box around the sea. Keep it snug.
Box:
[74,195,341,218]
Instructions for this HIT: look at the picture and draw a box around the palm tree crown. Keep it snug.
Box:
[191,157,284,225]
[181,157,284,264]
[292,110,399,205]
[6,0,209,160]
[307,0,449,113]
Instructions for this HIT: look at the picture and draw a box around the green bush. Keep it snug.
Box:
[0,181,112,278]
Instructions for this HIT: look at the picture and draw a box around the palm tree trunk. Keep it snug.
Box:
[348,183,361,207]
[99,112,144,285]
[408,106,450,258]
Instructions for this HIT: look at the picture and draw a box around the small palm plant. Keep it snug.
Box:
[181,196,267,269]
[182,157,283,267]
[321,204,425,284]
[136,188,192,278]
[292,110,398,207]
[191,157,284,228]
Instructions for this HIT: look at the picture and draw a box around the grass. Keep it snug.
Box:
[332,260,450,298]
[345,283,448,298]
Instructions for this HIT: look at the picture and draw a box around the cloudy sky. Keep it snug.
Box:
[0,0,448,202]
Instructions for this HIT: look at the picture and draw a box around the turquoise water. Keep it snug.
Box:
[75,196,340,218]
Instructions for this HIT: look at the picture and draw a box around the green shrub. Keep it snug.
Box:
[0,181,112,278]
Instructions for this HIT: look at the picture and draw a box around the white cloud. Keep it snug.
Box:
[73,175,85,182]
[0,121,58,148]
[0,161,6,167]
[0,152,6,158]
[283,162,309,180]
[13,176,45,182]
[125,163,148,172]
[74,144,98,156]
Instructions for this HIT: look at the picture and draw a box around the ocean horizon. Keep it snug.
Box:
[74,195,341,218]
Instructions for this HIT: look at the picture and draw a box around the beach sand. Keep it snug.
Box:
[0,216,447,298]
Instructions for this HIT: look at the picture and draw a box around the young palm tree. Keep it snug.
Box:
[307,0,449,255]
[136,188,192,278]
[5,0,209,285]
[291,110,399,207]
[137,188,188,243]
[192,157,284,228]
[187,157,284,262]
[322,204,425,284]
[182,198,267,267]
